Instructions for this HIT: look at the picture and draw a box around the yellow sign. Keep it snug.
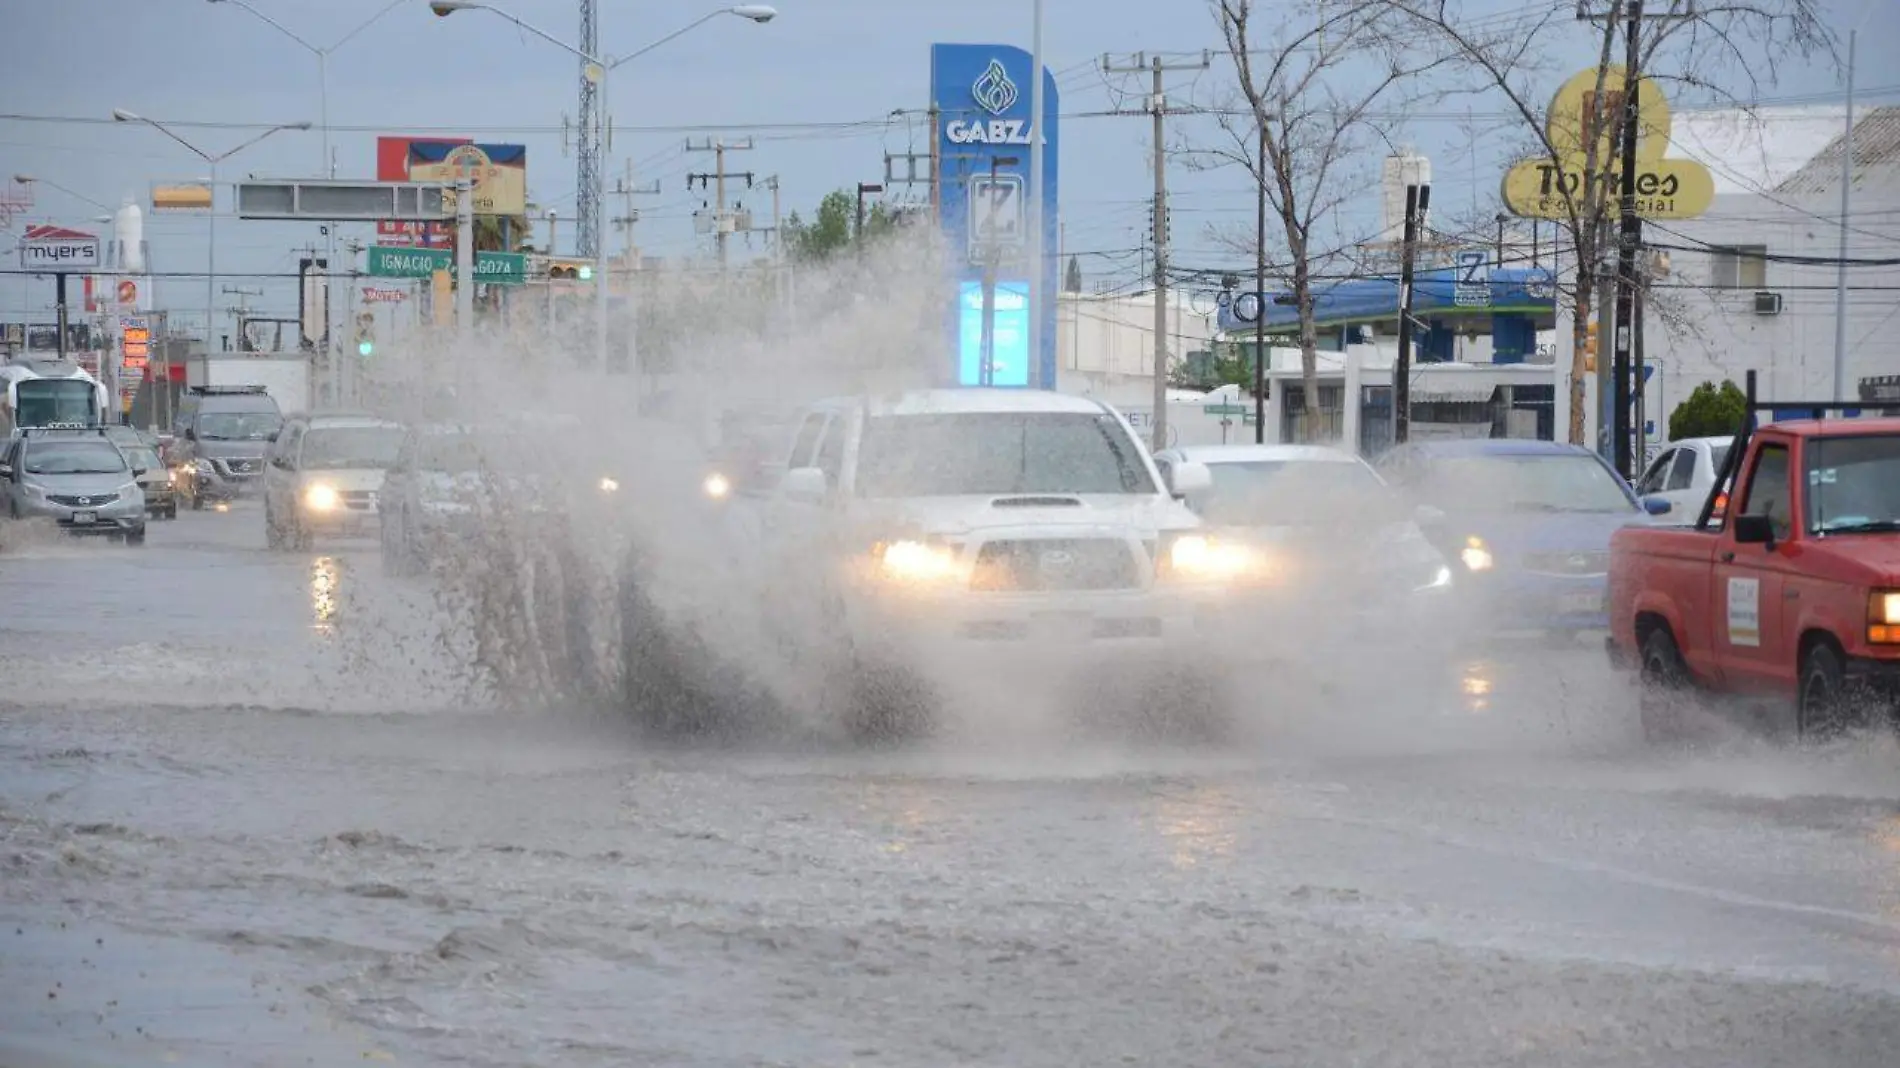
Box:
[413,144,527,217]
[1501,65,1714,221]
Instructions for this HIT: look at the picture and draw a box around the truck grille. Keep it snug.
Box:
[342,489,377,512]
[970,538,1142,592]
[48,493,120,507]
[1522,550,1610,576]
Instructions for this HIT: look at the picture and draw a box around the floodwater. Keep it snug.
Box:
[3,504,1898,1067]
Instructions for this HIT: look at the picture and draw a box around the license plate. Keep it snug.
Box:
[71,511,96,525]
[1030,610,1094,640]
[1559,591,1601,614]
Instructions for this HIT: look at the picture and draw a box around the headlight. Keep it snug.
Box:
[1161,532,1271,583]
[166,470,176,484]
[873,538,965,586]
[1871,590,1900,645]
[303,483,340,511]
[1415,565,1454,592]
[117,482,139,496]
[702,472,732,500]
[1459,536,1494,572]
[598,476,620,494]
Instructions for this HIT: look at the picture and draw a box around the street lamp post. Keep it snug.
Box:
[426,0,775,378]
[111,110,311,360]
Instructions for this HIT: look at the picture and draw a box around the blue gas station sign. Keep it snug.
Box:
[930,43,1060,389]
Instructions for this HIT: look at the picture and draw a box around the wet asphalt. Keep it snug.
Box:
[1,502,1897,1067]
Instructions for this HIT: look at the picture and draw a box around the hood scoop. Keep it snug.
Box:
[990,495,1084,508]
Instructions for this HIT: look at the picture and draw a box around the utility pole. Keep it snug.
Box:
[1254,119,1268,445]
[1102,50,1210,450]
[575,0,601,259]
[611,160,661,263]
[1579,0,1696,479]
[1394,183,1430,445]
[855,182,884,258]
[686,137,755,270]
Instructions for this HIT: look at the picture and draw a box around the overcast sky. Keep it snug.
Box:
[2,0,1889,329]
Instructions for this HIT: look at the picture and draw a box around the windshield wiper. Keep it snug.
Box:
[1816,519,1900,535]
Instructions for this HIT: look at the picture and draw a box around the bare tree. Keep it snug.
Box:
[1185,1,1462,440]
[1370,0,1829,444]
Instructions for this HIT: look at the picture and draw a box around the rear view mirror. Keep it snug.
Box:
[782,466,827,503]
[1168,460,1212,498]
[1641,495,1673,516]
[1732,513,1774,545]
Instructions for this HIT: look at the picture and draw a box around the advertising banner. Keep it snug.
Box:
[406,142,528,217]
[930,44,1060,389]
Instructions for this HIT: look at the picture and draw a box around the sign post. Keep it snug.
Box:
[18,225,102,364]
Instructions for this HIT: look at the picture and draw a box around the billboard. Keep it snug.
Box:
[373,136,529,244]
[931,44,1060,389]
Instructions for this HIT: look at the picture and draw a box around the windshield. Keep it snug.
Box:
[413,432,512,475]
[1194,459,1400,526]
[1415,453,1636,514]
[13,380,96,427]
[125,446,162,473]
[301,426,404,470]
[855,412,1156,498]
[23,440,128,475]
[1806,434,1900,534]
[198,411,282,441]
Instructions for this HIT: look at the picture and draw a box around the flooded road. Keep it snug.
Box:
[3,505,1898,1067]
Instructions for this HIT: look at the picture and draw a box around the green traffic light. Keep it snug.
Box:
[577,265,594,280]
[357,339,374,357]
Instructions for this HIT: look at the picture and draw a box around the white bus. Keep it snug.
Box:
[1,359,112,437]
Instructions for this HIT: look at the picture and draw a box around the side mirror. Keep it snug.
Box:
[131,467,148,478]
[1168,460,1212,499]
[0,463,11,479]
[782,466,828,503]
[1731,513,1775,545]
[1413,503,1446,527]
[267,430,280,442]
[1641,495,1673,516]
[184,428,197,442]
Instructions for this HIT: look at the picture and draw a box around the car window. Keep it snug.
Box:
[1416,453,1637,514]
[812,415,846,482]
[1805,433,1900,535]
[125,445,162,472]
[197,410,282,441]
[1666,448,1697,491]
[855,412,1157,498]
[1740,442,1792,541]
[23,440,128,475]
[789,412,826,468]
[299,425,404,469]
[1636,449,1674,495]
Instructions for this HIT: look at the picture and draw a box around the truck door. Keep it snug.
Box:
[1711,439,1795,692]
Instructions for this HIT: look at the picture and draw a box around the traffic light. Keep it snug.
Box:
[354,311,375,359]
[548,260,594,281]
[1583,319,1599,373]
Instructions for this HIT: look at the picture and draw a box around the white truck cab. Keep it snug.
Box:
[753,388,1221,737]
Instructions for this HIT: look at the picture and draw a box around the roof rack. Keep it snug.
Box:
[189,384,268,395]
[1695,369,1900,529]
[18,424,108,437]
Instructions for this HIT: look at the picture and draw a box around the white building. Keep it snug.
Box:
[1651,104,1899,414]
[1052,287,1217,404]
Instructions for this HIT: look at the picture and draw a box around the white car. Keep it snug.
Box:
[1633,435,1733,521]
[262,413,405,550]
[1152,443,1456,651]
[740,388,1223,739]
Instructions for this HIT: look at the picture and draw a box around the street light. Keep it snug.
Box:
[12,174,113,213]
[427,0,776,375]
[111,109,311,356]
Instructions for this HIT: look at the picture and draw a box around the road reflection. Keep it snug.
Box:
[1149,784,1240,870]
[311,555,340,634]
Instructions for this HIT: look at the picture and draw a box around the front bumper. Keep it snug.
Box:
[1452,568,1609,635]
[843,581,1204,659]
[16,494,145,534]
[298,491,381,535]
[185,458,266,499]
[1187,581,1459,654]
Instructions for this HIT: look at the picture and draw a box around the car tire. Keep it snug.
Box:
[125,526,147,546]
[844,653,936,747]
[1796,641,1853,741]
[1637,625,1693,744]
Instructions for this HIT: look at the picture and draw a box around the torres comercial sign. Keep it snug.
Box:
[18,224,101,271]
[1501,65,1715,221]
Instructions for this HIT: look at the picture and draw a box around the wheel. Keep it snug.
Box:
[1637,625,1692,744]
[845,654,936,746]
[189,485,204,510]
[264,504,285,550]
[125,526,147,546]
[164,503,178,520]
[1796,641,1852,741]
[382,511,420,575]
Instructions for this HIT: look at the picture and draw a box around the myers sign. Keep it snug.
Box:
[18,224,101,271]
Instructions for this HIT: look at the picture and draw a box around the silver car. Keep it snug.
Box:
[0,427,149,543]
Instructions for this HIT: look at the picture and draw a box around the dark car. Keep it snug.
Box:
[170,386,285,508]
[1374,438,1669,637]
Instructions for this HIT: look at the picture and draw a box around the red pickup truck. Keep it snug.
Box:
[1607,373,1900,741]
